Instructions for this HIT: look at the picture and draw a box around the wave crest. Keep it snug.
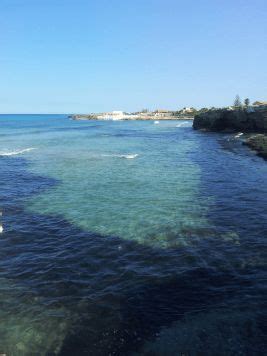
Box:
[101,153,138,159]
[0,148,36,157]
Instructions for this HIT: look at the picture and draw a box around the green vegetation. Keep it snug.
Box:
[233,94,242,108]
[244,98,250,107]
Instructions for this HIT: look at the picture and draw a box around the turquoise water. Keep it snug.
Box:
[0,115,266,355]
[27,119,210,247]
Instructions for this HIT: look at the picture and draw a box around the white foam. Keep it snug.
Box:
[234,132,243,138]
[176,122,189,127]
[101,153,139,159]
[0,148,36,156]
[122,154,138,159]
[0,225,3,234]
[154,121,159,124]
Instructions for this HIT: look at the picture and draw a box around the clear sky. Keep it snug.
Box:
[0,0,266,113]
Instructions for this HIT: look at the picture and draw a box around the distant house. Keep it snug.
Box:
[252,101,267,111]
[181,107,194,114]
[154,109,170,113]
[246,106,255,113]
[154,109,173,118]
[96,110,125,120]
[111,111,124,120]
[252,101,267,106]
[138,112,153,118]
[97,111,140,120]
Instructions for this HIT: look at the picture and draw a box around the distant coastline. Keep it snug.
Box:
[70,109,195,121]
[71,115,194,121]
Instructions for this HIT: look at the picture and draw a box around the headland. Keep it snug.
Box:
[193,102,267,159]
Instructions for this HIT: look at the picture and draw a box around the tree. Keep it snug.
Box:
[190,107,198,114]
[233,95,242,107]
[199,107,209,113]
[244,98,250,106]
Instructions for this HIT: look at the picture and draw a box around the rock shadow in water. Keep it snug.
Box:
[0,156,266,356]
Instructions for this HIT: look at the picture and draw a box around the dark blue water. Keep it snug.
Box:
[0,115,266,355]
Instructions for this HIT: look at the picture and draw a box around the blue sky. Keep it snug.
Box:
[0,0,266,113]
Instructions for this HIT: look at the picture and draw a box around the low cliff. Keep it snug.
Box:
[243,134,267,159]
[193,108,267,133]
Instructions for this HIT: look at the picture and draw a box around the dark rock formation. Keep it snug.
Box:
[193,108,267,133]
[243,134,267,159]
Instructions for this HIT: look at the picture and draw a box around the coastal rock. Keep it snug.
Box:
[243,134,267,159]
[193,109,267,133]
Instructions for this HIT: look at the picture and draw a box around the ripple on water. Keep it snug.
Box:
[0,117,266,355]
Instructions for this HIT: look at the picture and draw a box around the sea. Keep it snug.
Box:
[0,114,266,355]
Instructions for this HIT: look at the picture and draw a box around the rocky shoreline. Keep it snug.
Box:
[243,134,267,159]
[193,107,267,159]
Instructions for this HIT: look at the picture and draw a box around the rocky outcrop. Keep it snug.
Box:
[243,134,267,159]
[193,108,267,133]
[71,114,97,120]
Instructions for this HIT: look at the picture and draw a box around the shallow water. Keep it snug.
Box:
[0,115,266,355]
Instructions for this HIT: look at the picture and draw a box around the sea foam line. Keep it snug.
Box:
[101,153,139,159]
[234,132,243,138]
[176,122,189,127]
[0,148,36,156]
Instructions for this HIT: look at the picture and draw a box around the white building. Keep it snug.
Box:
[252,101,267,110]
[97,111,139,120]
[252,101,267,106]
[181,107,194,114]
[154,109,173,118]
[110,111,124,120]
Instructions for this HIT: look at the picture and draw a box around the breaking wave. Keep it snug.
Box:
[234,132,243,138]
[0,148,36,157]
[176,122,189,128]
[101,153,139,159]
